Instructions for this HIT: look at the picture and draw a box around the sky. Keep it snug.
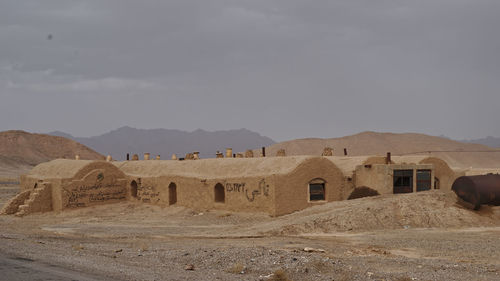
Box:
[1,0,499,142]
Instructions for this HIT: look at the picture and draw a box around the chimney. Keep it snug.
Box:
[322,147,333,156]
[226,148,233,158]
[276,149,286,157]
[144,153,150,160]
[245,150,254,158]
[126,153,130,161]
[386,152,391,164]
[344,148,348,156]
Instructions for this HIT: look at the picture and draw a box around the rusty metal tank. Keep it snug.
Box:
[451,174,500,210]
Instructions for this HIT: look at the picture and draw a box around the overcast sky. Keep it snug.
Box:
[1,0,499,141]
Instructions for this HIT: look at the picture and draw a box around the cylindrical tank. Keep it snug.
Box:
[451,174,500,210]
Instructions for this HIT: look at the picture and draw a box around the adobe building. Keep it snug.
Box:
[2,160,128,216]
[113,156,346,216]
[2,154,460,217]
[327,155,459,196]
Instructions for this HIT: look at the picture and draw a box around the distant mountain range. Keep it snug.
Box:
[49,126,276,160]
[460,136,500,148]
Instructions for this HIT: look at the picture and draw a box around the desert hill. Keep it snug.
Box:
[49,126,275,160]
[0,130,104,178]
[258,131,500,169]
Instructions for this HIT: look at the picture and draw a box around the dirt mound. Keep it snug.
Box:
[260,132,500,169]
[255,190,500,235]
[347,186,380,200]
[0,130,104,178]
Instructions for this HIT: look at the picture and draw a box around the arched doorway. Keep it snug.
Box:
[130,180,138,198]
[168,182,177,205]
[214,183,225,203]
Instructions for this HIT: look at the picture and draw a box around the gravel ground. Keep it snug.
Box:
[1,186,500,281]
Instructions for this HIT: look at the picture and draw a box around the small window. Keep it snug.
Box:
[214,183,225,203]
[393,170,413,194]
[416,170,431,192]
[309,183,325,201]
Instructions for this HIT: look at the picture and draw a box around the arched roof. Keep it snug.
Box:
[27,159,124,180]
[114,156,327,179]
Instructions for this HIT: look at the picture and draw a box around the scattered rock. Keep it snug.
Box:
[185,264,194,270]
[258,273,272,280]
[303,247,326,253]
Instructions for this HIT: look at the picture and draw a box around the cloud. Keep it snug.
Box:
[1,0,499,140]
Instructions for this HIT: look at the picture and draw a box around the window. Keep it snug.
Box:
[214,183,225,203]
[416,170,431,192]
[393,170,413,194]
[309,179,325,201]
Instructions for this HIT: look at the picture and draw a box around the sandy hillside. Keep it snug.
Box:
[248,190,500,236]
[258,131,500,169]
[0,130,104,178]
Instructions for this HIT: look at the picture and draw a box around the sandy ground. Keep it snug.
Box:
[1,185,500,281]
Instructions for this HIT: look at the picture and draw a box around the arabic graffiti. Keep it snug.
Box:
[225,179,270,202]
[137,185,160,203]
[65,181,126,208]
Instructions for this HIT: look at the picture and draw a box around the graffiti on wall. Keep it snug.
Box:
[137,185,160,203]
[64,172,126,208]
[225,179,269,202]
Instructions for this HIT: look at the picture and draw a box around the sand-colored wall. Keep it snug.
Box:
[418,157,458,190]
[20,174,39,191]
[125,175,276,214]
[274,157,345,216]
[61,168,128,210]
[19,160,128,212]
[354,164,434,195]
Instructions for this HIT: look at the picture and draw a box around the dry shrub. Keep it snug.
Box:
[270,269,292,281]
[347,186,380,200]
[225,262,245,274]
